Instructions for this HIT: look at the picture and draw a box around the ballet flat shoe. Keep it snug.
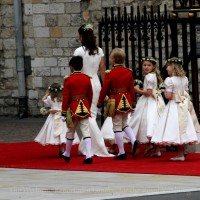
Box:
[149,151,161,157]
[170,156,185,161]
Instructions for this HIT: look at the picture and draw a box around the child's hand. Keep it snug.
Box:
[62,116,66,122]
[134,86,140,93]
[104,96,109,102]
[97,108,102,115]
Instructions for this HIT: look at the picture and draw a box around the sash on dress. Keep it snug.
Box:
[173,91,200,134]
[152,89,165,116]
[174,92,189,134]
[54,112,63,137]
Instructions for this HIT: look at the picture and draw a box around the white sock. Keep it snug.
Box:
[115,132,125,155]
[64,139,73,157]
[123,126,136,144]
[84,137,92,159]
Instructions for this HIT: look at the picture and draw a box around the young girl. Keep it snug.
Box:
[151,57,200,161]
[35,83,67,156]
[128,57,165,157]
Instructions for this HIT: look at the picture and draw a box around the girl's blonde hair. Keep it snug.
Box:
[48,83,63,102]
[141,56,163,85]
[165,57,186,77]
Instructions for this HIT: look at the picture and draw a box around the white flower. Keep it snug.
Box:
[40,107,48,115]
[83,23,93,31]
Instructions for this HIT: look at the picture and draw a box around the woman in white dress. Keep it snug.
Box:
[73,23,113,157]
[128,57,165,157]
[35,83,67,156]
[151,57,200,161]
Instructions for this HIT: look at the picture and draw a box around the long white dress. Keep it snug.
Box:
[35,96,67,145]
[151,76,200,145]
[128,73,165,143]
[73,46,113,157]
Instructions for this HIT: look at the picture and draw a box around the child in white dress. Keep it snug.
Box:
[35,83,67,156]
[151,57,200,161]
[128,57,165,157]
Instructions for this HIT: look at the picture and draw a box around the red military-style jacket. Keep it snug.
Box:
[62,71,93,119]
[97,65,136,113]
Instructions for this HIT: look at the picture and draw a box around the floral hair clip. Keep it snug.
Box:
[166,58,182,65]
[83,23,93,31]
[48,85,63,92]
[141,57,157,64]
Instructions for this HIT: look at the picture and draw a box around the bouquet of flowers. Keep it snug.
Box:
[159,82,165,92]
[40,107,48,115]
[134,79,143,88]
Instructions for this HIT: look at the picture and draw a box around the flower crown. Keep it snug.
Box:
[141,57,157,64]
[166,58,182,65]
[48,85,63,92]
[83,23,93,31]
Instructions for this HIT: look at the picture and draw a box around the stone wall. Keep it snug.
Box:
[0,0,173,116]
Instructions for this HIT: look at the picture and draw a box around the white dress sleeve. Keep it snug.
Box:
[184,77,189,92]
[73,47,85,56]
[164,77,173,92]
[98,47,104,57]
[43,96,52,106]
[145,73,155,90]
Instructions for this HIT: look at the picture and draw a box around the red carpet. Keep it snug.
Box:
[0,142,200,176]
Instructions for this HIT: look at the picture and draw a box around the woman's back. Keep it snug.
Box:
[74,46,104,77]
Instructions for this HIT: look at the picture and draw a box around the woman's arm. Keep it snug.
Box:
[99,57,105,82]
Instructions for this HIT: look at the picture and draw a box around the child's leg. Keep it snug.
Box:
[59,143,66,156]
[63,119,78,161]
[144,142,154,155]
[122,114,138,158]
[79,118,92,163]
[149,144,161,157]
[64,139,73,157]
[112,113,126,159]
[115,131,125,155]
[170,145,185,161]
[83,137,91,159]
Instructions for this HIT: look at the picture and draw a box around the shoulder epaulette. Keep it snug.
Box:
[105,69,112,74]
[64,75,69,79]
[127,68,133,72]
[84,74,92,79]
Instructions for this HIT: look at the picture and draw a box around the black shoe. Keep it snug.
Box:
[132,140,139,158]
[83,157,93,164]
[62,155,70,163]
[114,153,126,160]
[59,151,64,157]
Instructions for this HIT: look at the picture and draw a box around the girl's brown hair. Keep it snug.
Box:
[48,83,63,102]
[142,56,163,85]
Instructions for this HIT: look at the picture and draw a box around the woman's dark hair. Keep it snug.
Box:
[69,55,83,71]
[78,24,98,55]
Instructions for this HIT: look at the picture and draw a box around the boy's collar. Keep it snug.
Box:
[113,64,123,67]
[73,70,81,74]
